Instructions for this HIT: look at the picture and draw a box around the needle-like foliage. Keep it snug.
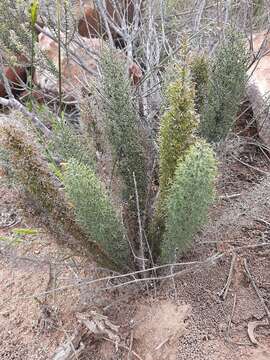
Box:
[100,49,147,209]
[62,159,128,266]
[161,141,217,263]
[200,30,248,142]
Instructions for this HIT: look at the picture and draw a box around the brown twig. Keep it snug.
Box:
[0,219,21,230]
[219,193,241,200]
[254,218,270,227]
[13,253,224,301]
[230,154,269,176]
[244,258,270,324]
[102,337,144,360]
[226,293,237,341]
[0,97,51,138]
[218,253,237,300]
[127,330,134,360]
[133,172,146,274]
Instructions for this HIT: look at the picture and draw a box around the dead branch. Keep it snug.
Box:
[226,293,237,342]
[133,172,146,274]
[244,258,270,324]
[247,318,269,346]
[254,218,270,227]
[102,337,145,360]
[219,193,242,200]
[0,96,51,138]
[76,311,120,342]
[230,154,270,176]
[52,325,86,360]
[127,330,134,360]
[17,253,224,301]
[218,253,237,300]
[0,52,51,137]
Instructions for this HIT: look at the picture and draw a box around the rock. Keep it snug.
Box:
[0,54,30,99]
[34,27,142,102]
[247,31,270,145]
[76,0,137,42]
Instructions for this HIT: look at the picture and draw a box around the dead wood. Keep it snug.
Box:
[51,325,86,360]
[244,258,270,324]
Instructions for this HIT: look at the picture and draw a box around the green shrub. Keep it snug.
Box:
[62,159,128,266]
[0,119,120,271]
[100,49,147,209]
[49,119,95,168]
[159,65,199,202]
[150,63,199,259]
[201,30,248,142]
[161,141,217,263]
[190,54,209,114]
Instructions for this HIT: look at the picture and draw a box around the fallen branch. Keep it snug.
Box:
[52,326,86,360]
[102,337,145,360]
[230,154,269,176]
[0,219,21,229]
[218,253,237,300]
[244,258,270,324]
[254,218,270,227]
[128,330,134,360]
[247,319,269,346]
[226,293,237,342]
[133,172,146,274]
[76,311,120,343]
[0,96,51,138]
[18,253,223,301]
[219,193,241,200]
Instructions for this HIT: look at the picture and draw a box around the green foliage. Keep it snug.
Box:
[62,159,128,266]
[0,1,32,58]
[0,119,120,271]
[29,0,39,107]
[200,31,248,142]
[190,54,209,114]
[150,62,199,260]
[100,49,147,209]
[29,1,39,27]
[49,118,95,168]
[0,147,12,182]
[159,65,198,201]
[12,228,39,236]
[161,141,217,263]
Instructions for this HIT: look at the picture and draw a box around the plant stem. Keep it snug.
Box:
[57,0,62,110]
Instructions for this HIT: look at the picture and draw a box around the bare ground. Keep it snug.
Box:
[0,134,270,359]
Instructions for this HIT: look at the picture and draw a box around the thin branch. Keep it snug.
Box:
[133,172,146,274]
[218,253,237,300]
[244,258,270,324]
[0,96,51,137]
[13,253,224,301]
[102,337,144,360]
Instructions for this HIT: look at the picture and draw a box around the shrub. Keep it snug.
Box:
[190,54,209,114]
[161,141,217,263]
[62,159,128,266]
[150,63,199,259]
[200,30,248,142]
[159,64,199,202]
[100,49,147,209]
[49,118,95,168]
[0,118,121,271]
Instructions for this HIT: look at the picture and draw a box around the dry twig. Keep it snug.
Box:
[226,293,237,341]
[244,258,270,324]
[218,253,237,300]
[3,254,224,303]
[102,337,144,360]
